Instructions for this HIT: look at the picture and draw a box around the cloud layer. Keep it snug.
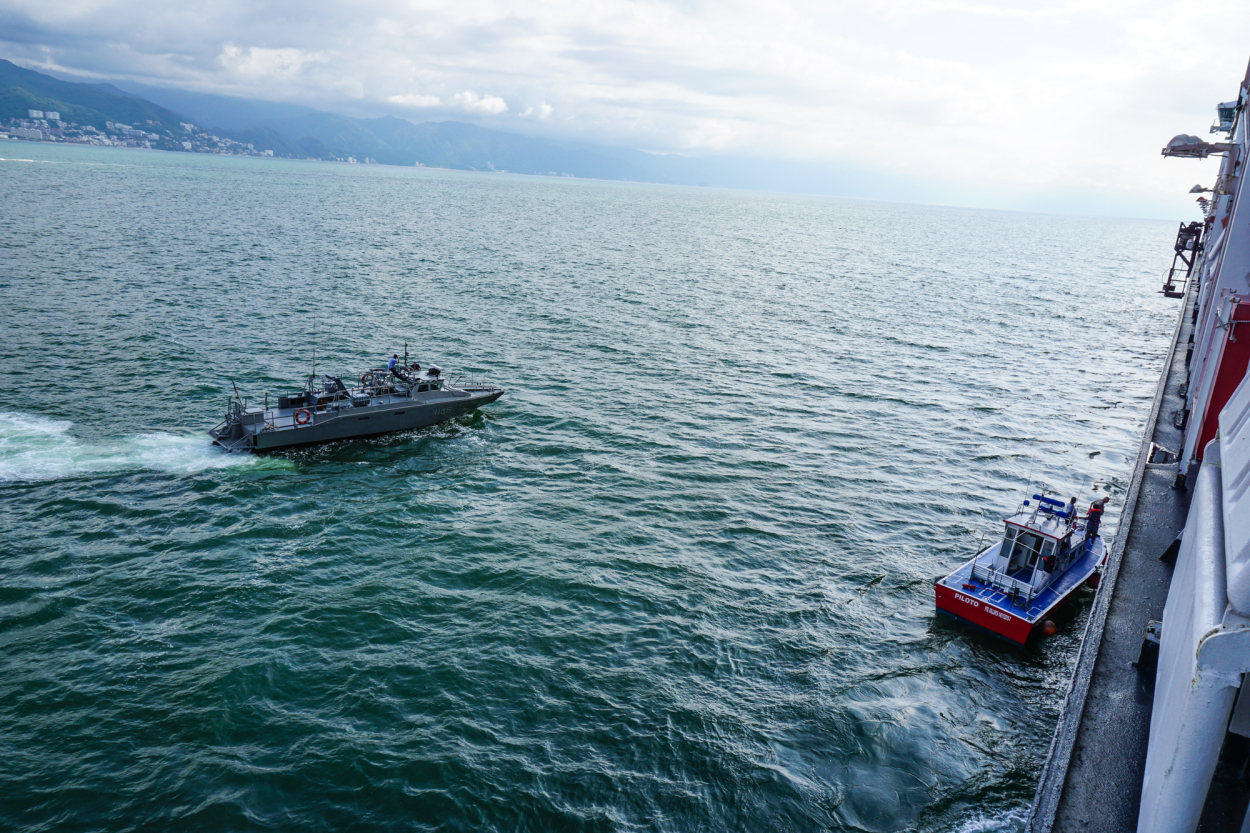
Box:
[1,0,1246,215]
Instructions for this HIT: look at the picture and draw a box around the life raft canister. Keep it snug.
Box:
[295,408,312,425]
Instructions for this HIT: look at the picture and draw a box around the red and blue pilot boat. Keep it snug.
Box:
[935,493,1106,644]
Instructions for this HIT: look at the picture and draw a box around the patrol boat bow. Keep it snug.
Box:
[935,493,1106,644]
[209,363,503,452]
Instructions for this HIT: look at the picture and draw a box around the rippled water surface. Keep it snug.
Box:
[0,145,1178,832]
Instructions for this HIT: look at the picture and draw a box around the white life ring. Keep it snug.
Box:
[295,408,312,425]
[361,372,376,386]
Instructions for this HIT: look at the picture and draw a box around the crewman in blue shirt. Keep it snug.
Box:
[388,354,398,372]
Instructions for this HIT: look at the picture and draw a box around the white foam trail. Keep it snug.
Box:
[955,808,1028,833]
[0,412,278,482]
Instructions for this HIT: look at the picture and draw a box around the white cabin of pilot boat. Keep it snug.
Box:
[936,493,1107,644]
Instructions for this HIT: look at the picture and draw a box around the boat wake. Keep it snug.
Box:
[955,808,1028,832]
[0,412,282,482]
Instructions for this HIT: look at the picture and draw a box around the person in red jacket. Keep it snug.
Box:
[1085,496,1109,542]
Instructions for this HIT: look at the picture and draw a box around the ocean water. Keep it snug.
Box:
[0,145,1177,832]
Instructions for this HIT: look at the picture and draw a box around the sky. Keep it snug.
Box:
[1,0,1247,218]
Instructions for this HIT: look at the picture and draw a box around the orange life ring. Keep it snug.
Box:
[361,372,376,386]
[295,408,312,425]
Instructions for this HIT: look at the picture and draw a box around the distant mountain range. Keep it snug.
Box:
[0,59,1183,219]
[1,58,937,203]
[87,76,732,181]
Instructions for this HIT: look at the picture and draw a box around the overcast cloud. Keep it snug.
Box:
[1,0,1246,216]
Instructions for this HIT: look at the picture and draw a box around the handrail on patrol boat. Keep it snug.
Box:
[971,564,1038,604]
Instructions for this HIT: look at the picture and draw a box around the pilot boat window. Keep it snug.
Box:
[1031,539,1056,567]
[1008,531,1042,571]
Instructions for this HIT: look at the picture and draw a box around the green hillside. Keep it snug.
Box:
[0,60,187,131]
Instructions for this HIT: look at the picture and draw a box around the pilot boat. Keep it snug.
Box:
[934,493,1106,644]
[209,362,504,452]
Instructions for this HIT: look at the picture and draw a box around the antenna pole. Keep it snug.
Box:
[404,341,408,367]
[1074,451,1099,521]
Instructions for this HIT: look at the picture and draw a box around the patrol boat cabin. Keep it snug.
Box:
[935,493,1107,644]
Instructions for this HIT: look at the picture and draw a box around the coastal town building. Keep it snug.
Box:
[2,114,288,159]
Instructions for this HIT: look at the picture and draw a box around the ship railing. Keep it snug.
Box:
[258,409,327,431]
[215,433,253,452]
[263,412,296,431]
[970,564,1037,602]
[1161,266,1190,298]
[446,374,497,390]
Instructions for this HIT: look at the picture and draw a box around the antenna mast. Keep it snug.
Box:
[1074,450,1100,514]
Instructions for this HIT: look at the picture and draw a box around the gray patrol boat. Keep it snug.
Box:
[210,360,503,452]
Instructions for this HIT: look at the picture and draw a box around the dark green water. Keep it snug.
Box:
[0,144,1175,832]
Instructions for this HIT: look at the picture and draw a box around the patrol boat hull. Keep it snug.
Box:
[252,388,502,452]
[933,492,1108,645]
[935,537,1104,645]
[210,368,504,453]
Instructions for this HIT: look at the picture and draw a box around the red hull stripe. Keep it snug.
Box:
[1195,301,1250,461]
[935,583,1034,644]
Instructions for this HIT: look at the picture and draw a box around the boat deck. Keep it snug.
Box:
[941,540,1104,623]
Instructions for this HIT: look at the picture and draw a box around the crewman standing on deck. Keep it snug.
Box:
[1066,497,1077,526]
[1085,496,1109,542]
